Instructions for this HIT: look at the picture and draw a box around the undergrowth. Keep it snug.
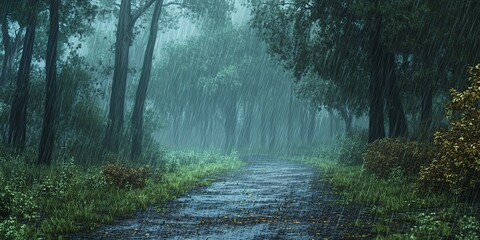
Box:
[0,150,243,239]
[297,157,480,239]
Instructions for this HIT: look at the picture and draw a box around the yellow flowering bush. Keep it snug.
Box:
[419,64,480,195]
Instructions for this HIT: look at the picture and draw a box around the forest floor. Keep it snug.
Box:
[70,156,372,239]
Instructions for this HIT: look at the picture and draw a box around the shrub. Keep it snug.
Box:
[456,215,480,240]
[335,129,368,165]
[102,163,150,189]
[406,212,451,239]
[419,64,480,195]
[363,138,435,178]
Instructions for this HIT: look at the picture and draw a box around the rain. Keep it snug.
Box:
[0,0,479,239]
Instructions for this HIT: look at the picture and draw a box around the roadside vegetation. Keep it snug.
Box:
[0,150,243,239]
[295,66,480,239]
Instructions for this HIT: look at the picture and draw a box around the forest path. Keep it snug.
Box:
[71,156,370,239]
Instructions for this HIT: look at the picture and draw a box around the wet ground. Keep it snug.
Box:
[71,156,371,239]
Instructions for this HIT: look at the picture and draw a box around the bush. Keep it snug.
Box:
[419,64,480,195]
[457,215,480,240]
[102,163,150,189]
[335,130,368,165]
[363,138,435,178]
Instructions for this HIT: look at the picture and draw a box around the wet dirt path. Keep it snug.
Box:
[71,156,371,239]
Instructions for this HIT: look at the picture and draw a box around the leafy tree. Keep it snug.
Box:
[249,0,435,142]
[103,0,234,154]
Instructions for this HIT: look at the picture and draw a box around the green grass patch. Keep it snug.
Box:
[295,157,480,239]
[0,151,244,239]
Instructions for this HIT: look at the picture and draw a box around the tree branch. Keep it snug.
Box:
[132,0,157,24]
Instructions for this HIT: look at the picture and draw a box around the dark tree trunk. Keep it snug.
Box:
[237,100,254,149]
[130,0,164,160]
[37,0,59,165]
[1,5,24,87]
[384,52,408,138]
[419,55,434,142]
[307,107,316,145]
[8,0,38,150]
[339,107,353,136]
[299,106,308,145]
[367,16,386,143]
[224,94,237,154]
[103,0,131,153]
[103,0,155,153]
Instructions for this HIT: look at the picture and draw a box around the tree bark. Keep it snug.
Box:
[339,107,353,136]
[384,52,408,138]
[419,54,434,142]
[1,11,24,87]
[8,0,38,150]
[104,0,155,153]
[103,0,131,153]
[130,0,164,160]
[237,100,254,149]
[307,107,316,145]
[37,0,59,165]
[367,15,386,143]
[224,94,237,154]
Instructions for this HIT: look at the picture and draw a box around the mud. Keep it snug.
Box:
[70,156,371,239]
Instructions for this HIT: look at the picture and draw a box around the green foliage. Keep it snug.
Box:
[363,138,435,178]
[0,149,243,239]
[102,163,150,189]
[419,65,480,196]
[296,157,480,239]
[406,212,452,240]
[457,216,480,240]
[335,130,367,165]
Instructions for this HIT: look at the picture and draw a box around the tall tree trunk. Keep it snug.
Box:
[419,53,434,142]
[130,0,164,160]
[237,100,254,149]
[103,0,155,153]
[307,107,316,145]
[299,106,308,145]
[1,10,11,87]
[339,107,353,136]
[384,52,408,138]
[367,16,386,143]
[37,0,59,165]
[8,0,38,150]
[103,0,131,153]
[224,94,237,154]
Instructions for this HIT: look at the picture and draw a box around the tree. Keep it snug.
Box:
[249,0,434,142]
[130,0,164,160]
[103,0,155,153]
[8,0,39,150]
[0,2,25,87]
[37,0,59,165]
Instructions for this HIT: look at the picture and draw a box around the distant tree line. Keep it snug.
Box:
[248,0,480,143]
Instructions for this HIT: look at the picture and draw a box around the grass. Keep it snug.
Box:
[295,157,480,239]
[0,151,244,239]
